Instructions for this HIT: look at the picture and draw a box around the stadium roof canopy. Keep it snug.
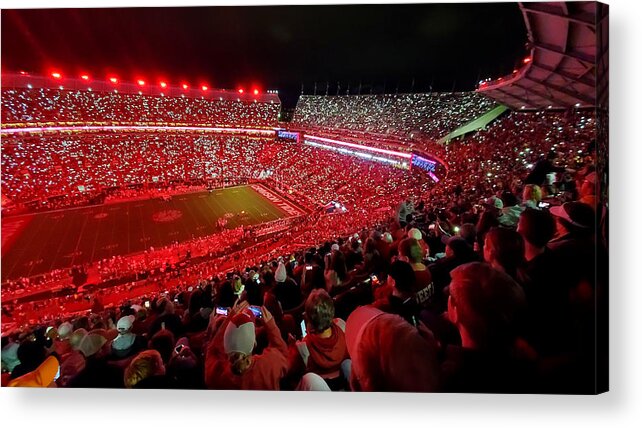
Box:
[477,1,608,111]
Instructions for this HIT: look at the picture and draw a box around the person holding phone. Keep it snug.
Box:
[204,301,288,390]
[286,289,350,391]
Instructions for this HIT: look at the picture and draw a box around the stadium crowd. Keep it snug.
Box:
[1,133,274,206]
[1,88,279,127]
[292,92,496,142]
[1,87,603,393]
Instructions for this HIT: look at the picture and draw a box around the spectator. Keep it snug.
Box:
[483,227,525,281]
[204,303,288,389]
[149,329,176,365]
[324,250,348,295]
[7,354,60,388]
[429,236,479,303]
[345,305,440,392]
[441,262,533,392]
[522,184,543,209]
[149,298,185,339]
[398,237,434,300]
[124,349,169,388]
[373,260,423,326]
[274,262,301,311]
[67,332,124,388]
[111,315,145,359]
[287,289,349,390]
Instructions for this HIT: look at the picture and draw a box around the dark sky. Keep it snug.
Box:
[2,4,527,108]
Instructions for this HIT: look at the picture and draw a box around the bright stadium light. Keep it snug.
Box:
[137,79,145,86]
[253,89,259,95]
[19,71,28,75]
[51,72,62,79]
[202,85,208,91]
[160,81,167,88]
[109,77,118,84]
[523,57,532,64]
[182,83,189,90]
[238,89,244,94]
[81,74,90,80]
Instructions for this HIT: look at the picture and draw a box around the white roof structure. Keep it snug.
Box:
[477,1,608,111]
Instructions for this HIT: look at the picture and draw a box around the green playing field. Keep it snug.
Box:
[1,185,290,280]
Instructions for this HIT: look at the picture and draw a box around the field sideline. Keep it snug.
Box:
[1,185,290,280]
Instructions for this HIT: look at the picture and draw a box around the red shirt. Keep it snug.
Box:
[205,318,288,390]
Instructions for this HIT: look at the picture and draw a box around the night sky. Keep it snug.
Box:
[2,4,527,108]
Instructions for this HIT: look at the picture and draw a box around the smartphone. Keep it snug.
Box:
[215,307,229,316]
[305,265,313,271]
[248,305,263,318]
[54,366,61,381]
[144,300,151,309]
[538,202,550,208]
[300,320,307,338]
[174,344,184,354]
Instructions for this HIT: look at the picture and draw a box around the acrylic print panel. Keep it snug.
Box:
[1,1,607,394]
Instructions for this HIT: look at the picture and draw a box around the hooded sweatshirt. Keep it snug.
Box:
[289,319,349,380]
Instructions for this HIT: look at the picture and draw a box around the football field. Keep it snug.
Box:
[1,185,292,281]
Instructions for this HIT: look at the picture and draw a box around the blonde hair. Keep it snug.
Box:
[522,184,542,203]
[229,351,252,375]
[124,350,165,388]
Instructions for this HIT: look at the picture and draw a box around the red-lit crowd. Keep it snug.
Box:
[292,92,496,143]
[1,90,604,392]
[1,88,279,127]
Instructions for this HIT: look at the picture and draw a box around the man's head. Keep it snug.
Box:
[149,329,176,364]
[448,262,525,350]
[398,237,424,264]
[483,227,524,276]
[407,228,423,241]
[445,236,472,259]
[387,260,415,295]
[458,223,477,247]
[517,208,556,248]
[345,306,439,392]
[304,289,335,334]
[550,201,595,236]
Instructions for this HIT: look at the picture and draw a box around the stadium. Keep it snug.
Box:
[1,2,607,393]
